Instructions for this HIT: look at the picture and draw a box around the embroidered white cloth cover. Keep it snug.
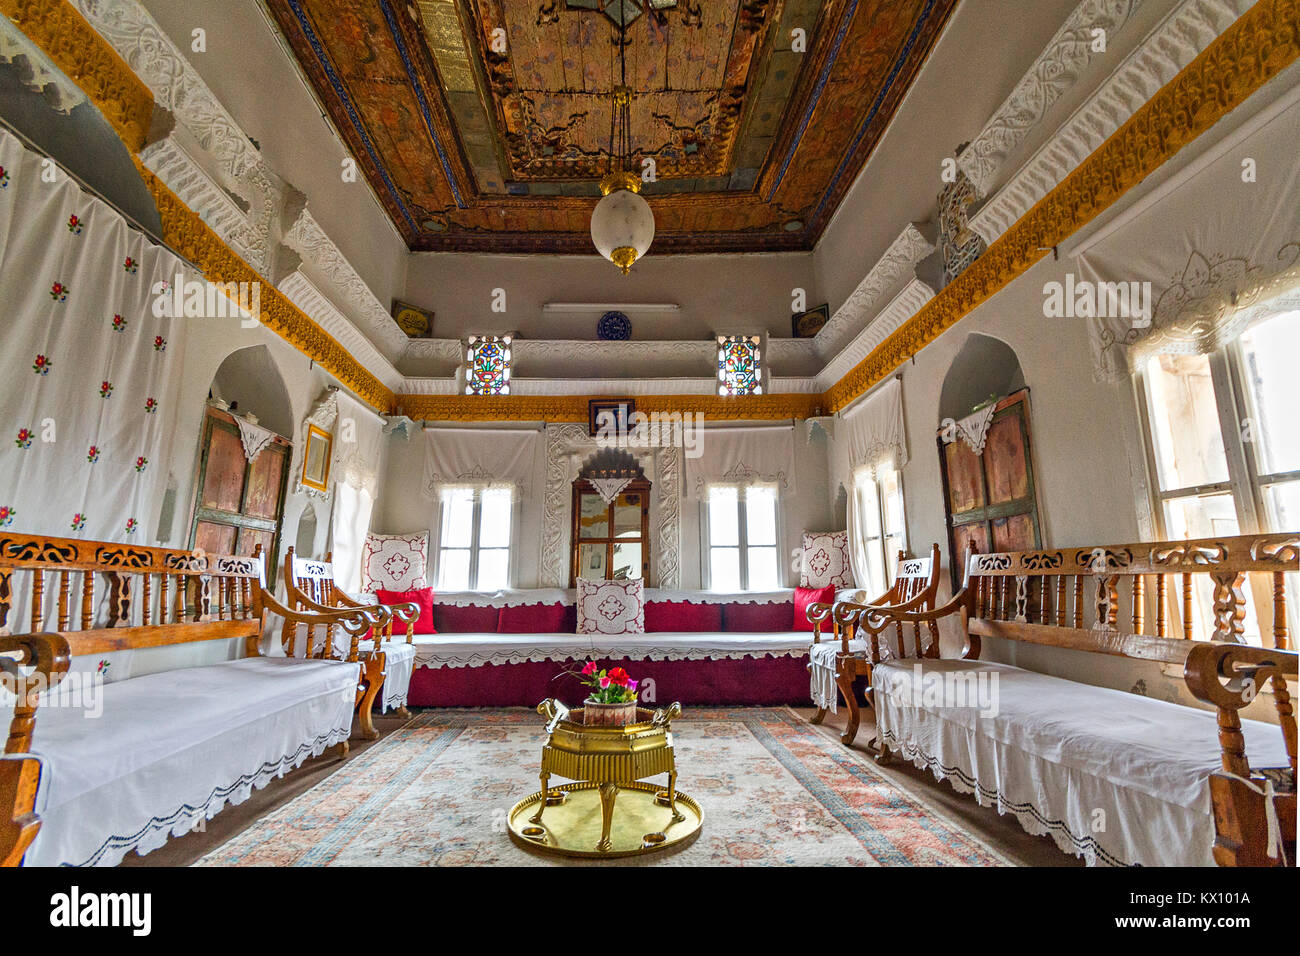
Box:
[871,658,1291,866]
[577,578,645,635]
[1079,93,1300,381]
[358,639,416,712]
[360,531,429,592]
[423,426,541,498]
[840,377,908,475]
[427,587,796,607]
[412,631,809,669]
[26,657,359,866]
[589,475,634,504]
[685,425,795,497]
[0,127,191,543]
[234,415,278,463]
[800,531,852,588]
[946,404,997,455]
[331,390,385,498]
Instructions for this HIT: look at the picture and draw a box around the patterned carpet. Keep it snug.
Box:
[196,708,1014,866]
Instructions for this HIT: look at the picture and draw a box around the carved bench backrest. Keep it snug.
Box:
[809,544,943,658]
[0,533,265,657]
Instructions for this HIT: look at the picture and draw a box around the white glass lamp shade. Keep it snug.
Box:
[591,187,655,274]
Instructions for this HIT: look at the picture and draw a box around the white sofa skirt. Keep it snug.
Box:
[872,658,1291,867]
[26,656,360,867]
[412,631,810,669]
[360,639,416,712]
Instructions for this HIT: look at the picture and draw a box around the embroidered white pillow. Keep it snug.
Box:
[360,532,429,592]
[800,531,852,589]
[577,578,645,635]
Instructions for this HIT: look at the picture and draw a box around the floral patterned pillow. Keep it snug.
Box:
[576,578,645,635]
[360,532,429,593]
[800,531,852,589]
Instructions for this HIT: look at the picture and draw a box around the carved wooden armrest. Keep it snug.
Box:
[807,601,834,643]
[1185,642,1298,777]
[259,589,377,662]
[386,601,418,644]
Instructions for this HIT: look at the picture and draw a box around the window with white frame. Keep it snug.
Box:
[1136,304,1299,643]
[853,464,907,596]
[704,484,780,591]
[436,486,512,590]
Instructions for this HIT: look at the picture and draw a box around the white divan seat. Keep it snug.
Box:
[411,631,810,669]
[872,658,1291,867]
[27,657,360,867]
[359,639,416,711]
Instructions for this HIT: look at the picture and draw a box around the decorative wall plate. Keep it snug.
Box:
[597,310,631,341]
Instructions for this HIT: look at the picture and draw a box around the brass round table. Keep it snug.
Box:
[507,699,704,858]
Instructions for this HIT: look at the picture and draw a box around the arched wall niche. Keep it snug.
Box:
[210,344,296,439]
[937,332,1026,422]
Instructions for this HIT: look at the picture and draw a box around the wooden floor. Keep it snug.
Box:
[124,706,1080,867]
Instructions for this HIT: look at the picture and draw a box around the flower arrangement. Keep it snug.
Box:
[571,661,638,703]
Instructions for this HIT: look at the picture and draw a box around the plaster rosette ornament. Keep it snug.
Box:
[588,12,655,274]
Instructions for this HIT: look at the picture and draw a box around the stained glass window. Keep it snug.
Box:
[464,335,512,395]
[717,334,763,396]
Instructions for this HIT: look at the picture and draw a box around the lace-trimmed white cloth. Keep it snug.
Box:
[412,631,810,669]
[428,588,797,607]
[234,416,278,463]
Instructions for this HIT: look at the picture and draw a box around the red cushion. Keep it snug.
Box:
[793,586,836,632]
[432,603,501,633]
[644,600,724,633]
[375,587,436,634]
[498,602,569,634]
[722,601,795,632]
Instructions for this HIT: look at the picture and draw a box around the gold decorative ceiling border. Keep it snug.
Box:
[9,0,1297,423]
[5,0,394,413]
[823,0,1300,411]
[1,0,152,151]
[394,393,823,423]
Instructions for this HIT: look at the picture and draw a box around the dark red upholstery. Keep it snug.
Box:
[432,603,501,633]
[643,600,724,633]
[722,601,795,632]
[793,586,835,632]
[407,654,808,706]
[498,602,568,633]
[375,587,436,634]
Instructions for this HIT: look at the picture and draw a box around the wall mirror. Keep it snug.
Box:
[301,423,333,493]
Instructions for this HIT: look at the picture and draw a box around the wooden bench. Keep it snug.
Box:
[0,533,377,867]
[283,546,418,738]
[806,544,941,745]
[839,533,1296,867]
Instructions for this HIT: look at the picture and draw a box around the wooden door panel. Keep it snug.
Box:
[194,521,237,556]
[984,411,1030,504]
[944,440,985,514]
[245,446,286,520]
[201,425,246,513]
[992,512,1036,552]
[952,522,990,571]
[237,527,275,559]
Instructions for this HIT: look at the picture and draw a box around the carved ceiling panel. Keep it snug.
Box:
[265,0,957,253]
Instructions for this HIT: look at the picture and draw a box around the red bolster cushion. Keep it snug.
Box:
[643,600,724,633]
[498,602,569,634]
[793,585,836,632]
[375,587,436,634]
[432,603,501,634]
[722,601,795,632]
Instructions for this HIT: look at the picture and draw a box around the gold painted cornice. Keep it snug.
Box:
[823,0,1300,412]
[395,393,823,423]
[1,0,152,152]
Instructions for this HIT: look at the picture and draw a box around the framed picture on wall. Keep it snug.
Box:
[588,399,635,437]
[792,303,830,338]
[301,424,333,493]
[392,299,435,338]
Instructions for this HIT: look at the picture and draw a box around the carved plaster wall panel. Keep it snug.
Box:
[969,0,1253,244]
[957,0,1145,198]
[278,271,403,391]
[540,423,681,589]
[815,278,936,391]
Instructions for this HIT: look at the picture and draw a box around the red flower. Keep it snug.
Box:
[581,661,599,676]
[607,667,631,686]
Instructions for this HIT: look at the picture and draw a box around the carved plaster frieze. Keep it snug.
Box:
[813,223,935,357]
[540,423,681,589]
[816,278,936,391]
[969,0,1254,244]
[957,0,1145,198]
[278,271,403,391]
[282,208,410,360]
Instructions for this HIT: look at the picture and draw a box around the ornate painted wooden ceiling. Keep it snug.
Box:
[266,0,957,253]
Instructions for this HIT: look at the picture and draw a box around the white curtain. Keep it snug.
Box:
[328,391,385,591]
[1079,93,1300,381]
[0,127,191,543]
[685,425,795,498]
[331,482,373,594]
[422,426,541,498]
[839,379,907,591]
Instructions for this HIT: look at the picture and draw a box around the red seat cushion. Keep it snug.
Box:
[644,600,724,633]
[432,603,501,633]
[375,587,436,634]
[722,601,795,632]
[793,585,836,632]
[498,602,569,634]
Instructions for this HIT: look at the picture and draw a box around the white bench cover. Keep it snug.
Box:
[26,656,359,867]
[359,639,416,712]
[808,638,869,712]
[412,631,810,669]
[872,658,1291,866]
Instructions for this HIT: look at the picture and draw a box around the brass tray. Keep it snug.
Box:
[507,781,703,859]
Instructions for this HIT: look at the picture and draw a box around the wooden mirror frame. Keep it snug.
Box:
[569,478,652,587]
[301,423,333,493]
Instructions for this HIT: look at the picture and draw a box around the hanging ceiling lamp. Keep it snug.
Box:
[589,10,654,275]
